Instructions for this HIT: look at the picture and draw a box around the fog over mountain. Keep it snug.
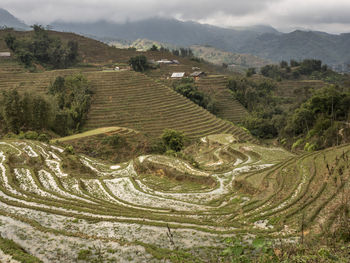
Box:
[0,8,29,30]
[1,6,350,71]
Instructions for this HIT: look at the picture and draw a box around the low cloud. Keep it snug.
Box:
[1,0,350,33]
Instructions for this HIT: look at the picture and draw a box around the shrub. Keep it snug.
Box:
[129,55,149,72]
[24,131,38,140]
[102,134,125,148]
[38,133,50,142]
[161,129,184,152]
[64,145,74,155]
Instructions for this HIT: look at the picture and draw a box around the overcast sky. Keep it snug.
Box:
[2,0,350,34]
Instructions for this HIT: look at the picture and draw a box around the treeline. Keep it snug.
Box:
[284,86,350,150]
[5,25,78,69]
[173,78,218,114]
[0,74,93,138]
[228,76,350,150]
[260,59,344,83]
[147,44,194,57]
[228,77,280,138]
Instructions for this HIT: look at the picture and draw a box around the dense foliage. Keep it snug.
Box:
[128,55,150,72]
[283,85,350,150]
[0,74,92,137]
[5,25,78,69]
[161,129,184,152]
[260,59,344,83]
[49,74,93,136]
[0,90,51,134]
[228,73,350,149]
[173,78,218,114]
[227,77,280,138]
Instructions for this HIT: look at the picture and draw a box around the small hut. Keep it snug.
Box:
[190,71,206,80]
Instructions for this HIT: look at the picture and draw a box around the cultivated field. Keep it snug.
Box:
[0,137,348,262]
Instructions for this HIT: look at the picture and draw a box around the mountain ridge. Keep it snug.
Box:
[0,8,29,30]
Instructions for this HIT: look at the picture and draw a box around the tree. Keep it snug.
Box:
[129,55,149,72]
[4,25,79,69]
[280,60,288,68]
[246,67,256,77]
[149,45,158,51]
[173,79,217,113]
[161,129,184,152]
[4,34,17,51]
[67,40,79,65]
[2,90,21,134]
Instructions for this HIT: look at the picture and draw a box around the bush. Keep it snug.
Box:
[24,131,38,140]
[64,145,74,155]
[38,133,50,142]
[173,79,218,113]
[161,129,184,152]
[129,55,149,72]
[102,134,125,148]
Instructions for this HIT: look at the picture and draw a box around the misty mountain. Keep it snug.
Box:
[50,18,350,70]
[0,8,29,30]
[240,30,350,70]
[1,8,349,71]
[51,18,274,51]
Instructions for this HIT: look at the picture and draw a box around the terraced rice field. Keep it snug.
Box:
[0,68,89,95]
[196,75,248,123]
[0,68,254,142]
[85,71,254,141]
[0,137,348,262]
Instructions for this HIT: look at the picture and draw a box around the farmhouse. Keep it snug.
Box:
[0,52,11,57]
[171,72,185,78]
[190,71,206,80]
[157,59,173,64]
[157,59,181,64]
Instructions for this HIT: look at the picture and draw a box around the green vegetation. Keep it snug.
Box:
[49,74,93,135]
[129,55,150,72]
[260,59,344,83]
[5,25,78,69]
[228,66,350,148]
[283,85,350,150]
[0,89,51,134]
[0,73,92,137]
[227,76,279,138]
[173,78,218,114]
[161,129,185,152]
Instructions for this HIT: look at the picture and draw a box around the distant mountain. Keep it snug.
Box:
[0,8,29,30]
[190,45,271,69]
[51,18,273,51]
[240,30,350,71]
[107,38,270,70]
[50,18,350,71]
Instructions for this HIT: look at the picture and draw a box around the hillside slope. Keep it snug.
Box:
[85,71,254,141]
[196,75,248,123]
[0,138,348,261]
